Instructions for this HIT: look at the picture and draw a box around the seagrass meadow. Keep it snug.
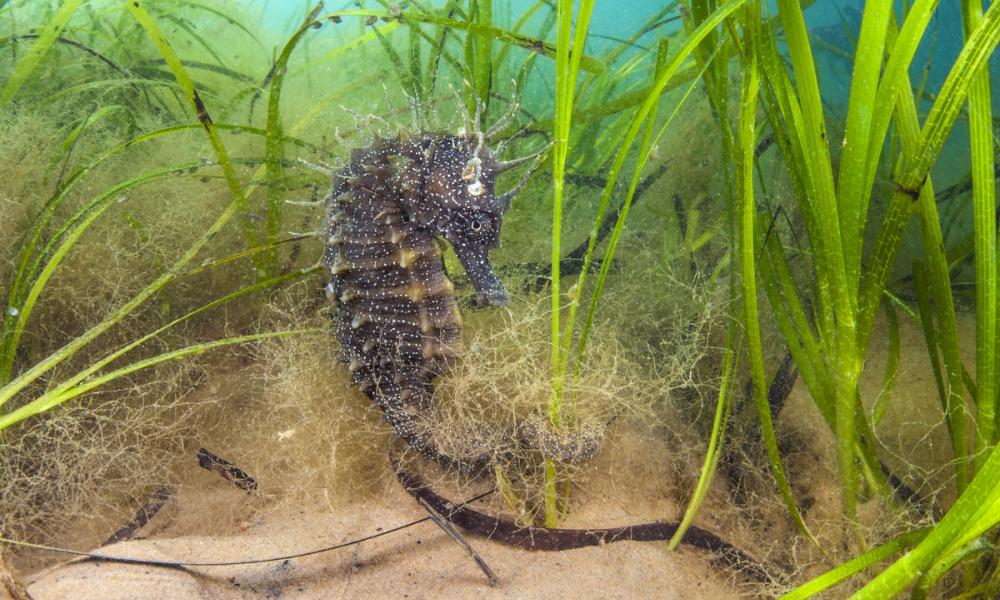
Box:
[1,0,1000,598]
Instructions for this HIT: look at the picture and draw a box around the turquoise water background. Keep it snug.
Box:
[252,1,989,111]
[255,0,989,187]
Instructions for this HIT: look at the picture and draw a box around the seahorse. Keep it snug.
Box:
[323,113,599,472]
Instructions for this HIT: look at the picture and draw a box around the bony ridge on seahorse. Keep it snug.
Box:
[323,98,603,474]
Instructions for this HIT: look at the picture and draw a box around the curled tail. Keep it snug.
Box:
[356,364,604,472]
[355,365,497,475]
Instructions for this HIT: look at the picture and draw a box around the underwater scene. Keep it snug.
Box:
[2,0,1000,598]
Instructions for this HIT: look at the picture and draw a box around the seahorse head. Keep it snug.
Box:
[391,129,542,307]
[418,134,510,307]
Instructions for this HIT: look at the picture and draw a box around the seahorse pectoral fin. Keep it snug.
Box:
[450,241,508,307]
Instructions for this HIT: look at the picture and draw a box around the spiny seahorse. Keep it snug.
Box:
[323,111,600,472]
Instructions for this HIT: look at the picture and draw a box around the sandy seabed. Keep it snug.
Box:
[15,306,966,600]
[24,453,748,600]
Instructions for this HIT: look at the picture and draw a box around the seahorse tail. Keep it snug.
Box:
[514,415,605,464]
[373,381,496,476]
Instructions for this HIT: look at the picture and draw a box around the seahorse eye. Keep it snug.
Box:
[470,219,483,232]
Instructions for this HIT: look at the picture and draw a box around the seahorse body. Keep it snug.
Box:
[325,130,601,471]
[323,132,512,471]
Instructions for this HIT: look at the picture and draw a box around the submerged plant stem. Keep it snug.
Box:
[127,1,260,274]
[0,0,83,107]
